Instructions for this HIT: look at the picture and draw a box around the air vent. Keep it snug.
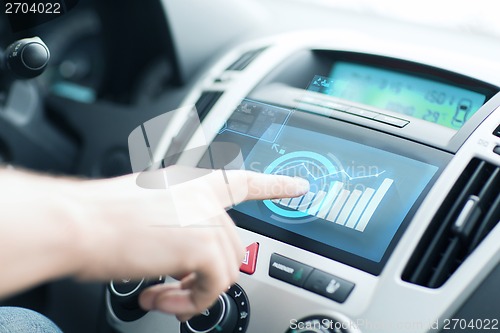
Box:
[195,91,224,120]
[403,158,500,288]
[225,47,267,71]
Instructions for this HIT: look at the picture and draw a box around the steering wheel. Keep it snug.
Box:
[0,0,188,178]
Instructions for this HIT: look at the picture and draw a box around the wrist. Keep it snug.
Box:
[45,177,96,280]
[60,178,114,281]
[66,175,140,281]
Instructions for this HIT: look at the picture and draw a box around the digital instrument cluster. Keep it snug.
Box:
[325,62,486,130]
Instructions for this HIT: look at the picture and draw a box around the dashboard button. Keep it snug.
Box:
[240,242,259,275]
[347,107,378,119]
[494,146,500,156]
[374,114,409,128]
[269,253,313,287]
[493,124,500,138]
[304,269,354,303]
[324,101,350,112]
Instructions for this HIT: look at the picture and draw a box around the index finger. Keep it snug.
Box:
[203,169,310,208]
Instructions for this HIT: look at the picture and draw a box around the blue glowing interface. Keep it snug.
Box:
[217,99,439,263]
[311,62,486,130]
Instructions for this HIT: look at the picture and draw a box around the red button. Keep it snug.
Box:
[240,243,259,275]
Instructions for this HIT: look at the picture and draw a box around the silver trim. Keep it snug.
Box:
[109,278,145,298]
[186,294,226,333]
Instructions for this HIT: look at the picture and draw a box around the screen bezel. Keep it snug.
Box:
[252,49,499,153]
[256,49,498,105]
[224,110,452,275]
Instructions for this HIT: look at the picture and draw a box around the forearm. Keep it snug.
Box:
[0,168,84,298]
[0,167,178,296]
[0,167,183,298]
[0,165,309,319]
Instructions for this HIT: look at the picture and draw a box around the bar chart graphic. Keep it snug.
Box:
[264,151,394,232]
[272,178,393,232]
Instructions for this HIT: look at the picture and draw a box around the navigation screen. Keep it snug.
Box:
[215,99,441,272]
[322,62,486,130]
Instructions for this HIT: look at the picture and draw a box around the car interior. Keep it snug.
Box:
[0,0,499,332]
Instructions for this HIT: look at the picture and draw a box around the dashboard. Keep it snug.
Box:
[0,1,497,333]
[106,29,500,333]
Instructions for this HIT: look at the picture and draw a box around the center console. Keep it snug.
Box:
[106,31,500,333]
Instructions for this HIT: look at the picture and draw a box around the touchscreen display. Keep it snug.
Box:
[322,62,486,130]
[215,99,440,271]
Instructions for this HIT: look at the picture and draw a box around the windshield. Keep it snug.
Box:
[252,0,500,38]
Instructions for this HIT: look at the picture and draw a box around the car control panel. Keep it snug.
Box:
[106,30,500,333]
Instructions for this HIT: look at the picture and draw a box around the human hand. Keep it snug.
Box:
[74,166,309,321]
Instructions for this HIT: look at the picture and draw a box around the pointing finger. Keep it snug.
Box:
[203,170,310,208]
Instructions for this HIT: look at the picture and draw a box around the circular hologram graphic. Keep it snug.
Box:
[263,151,340,219]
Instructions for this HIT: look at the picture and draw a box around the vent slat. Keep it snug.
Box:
[477,167,499,199]
[428,238,461,288]
[441,160,485,227]
[407,160,480,284]
[408,209,451,284]
[403,158,500,288]
[195,91,224,120]
[226,47,267,71]
[468,193,500,253]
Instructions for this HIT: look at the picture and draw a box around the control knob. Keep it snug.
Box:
[3,37,50,79]
[108,277,163,322]
[181,293,238,333]
[181,284,250,333]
